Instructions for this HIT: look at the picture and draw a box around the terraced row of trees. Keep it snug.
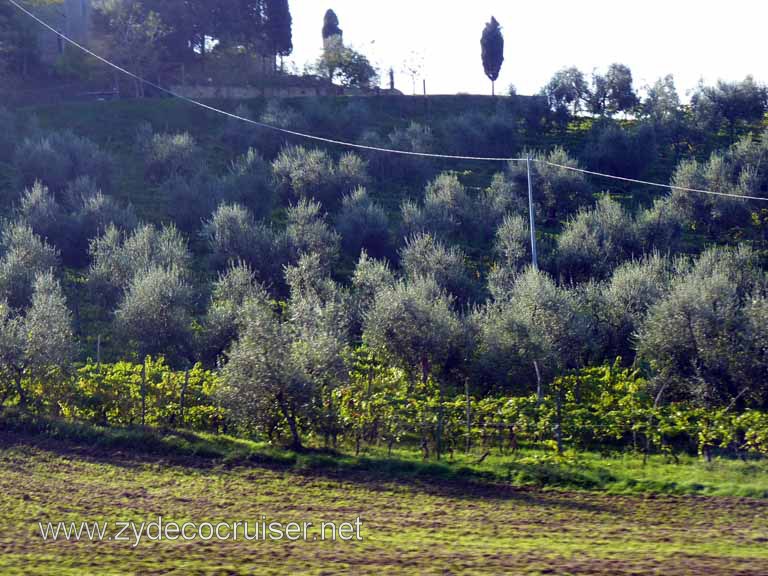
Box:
[0,99,766,455]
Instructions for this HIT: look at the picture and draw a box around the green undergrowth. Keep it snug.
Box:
[3,408,767,498]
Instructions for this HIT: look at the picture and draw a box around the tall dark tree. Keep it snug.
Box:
[265,0,293,69]
[322,9,343,41]
[481,17,504,96]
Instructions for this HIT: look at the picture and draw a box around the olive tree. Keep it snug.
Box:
[114,266,194,364]
[556,195,640,282]
[221,255,351,449]
[475,267,589,397]
[637,246,766,408]
[0,222,59,309]
[273,146,367,208]
[285,198,341,269]
[400,233,476,304]
[286,254,351,447]
[14,131,113,193]
[350,251,395,334]
[202,202,286,284]
[336,187,391,259]
[363,275,463,458]
[0,271,75,409]
[88,223,191,306]
[220,298,308,448]
[507,148,592,223]
[200,262,269,365]
[400,173,473,242]
[601,253,675,361]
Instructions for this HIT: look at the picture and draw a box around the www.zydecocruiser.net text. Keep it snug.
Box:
[38,516,364,547]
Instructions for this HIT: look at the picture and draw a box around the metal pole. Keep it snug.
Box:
[526,157,539,269]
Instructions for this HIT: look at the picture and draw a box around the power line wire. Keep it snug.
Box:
[542,160,768,202]
[7,0,768,203]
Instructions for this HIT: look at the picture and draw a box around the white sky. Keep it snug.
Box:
[288,0,767,98]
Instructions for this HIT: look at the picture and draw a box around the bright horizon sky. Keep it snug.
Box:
[287,0,767,99]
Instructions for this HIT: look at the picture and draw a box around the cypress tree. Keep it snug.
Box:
[265,0,293,68]
[481,17,504,96]
[322,9,342,41]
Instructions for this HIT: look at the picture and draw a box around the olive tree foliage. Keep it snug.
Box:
[138,129,204,184]
[199,262,269,365]
[286,253,352,446]
[473,267,589,396]
[641,75,682,125]
[400,173,473,241]
[14,131,114,193]
[669,149,758,234]
[202,202,286,285]
[336,187,391,259]
[364,274,463,394]
[115,265,194,365]
[285,198,341,269]
[746,295,768,386]
[690,76,768,137]
[17,178,137,267]
[542,67,589,116]
[583,120,657,179]
[638,246,767,408]
[588,63,639,117]
[479,173,528,227]
[0,222,59,309]
[220,254,351,449]
[0,271,75,409]
[635,196,684,254]
[273,146,368,208]
[506,148,593,223]
[361,122,436,182]
[220,297,306,448]
[600,253,676,361]
[557,195,641,282]
[16,181,62,246]
[495,214,531,269]
[88,223,191,306]
[0,106,18,160]
[217,148,276,220]
[349,251,396,335]
[486,212,534,302]
[400,233,476,304]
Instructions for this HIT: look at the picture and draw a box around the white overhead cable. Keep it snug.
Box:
[542,161,768,202]
[8,0,768,203]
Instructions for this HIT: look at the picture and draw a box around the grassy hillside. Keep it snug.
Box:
[13,96,591,219]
